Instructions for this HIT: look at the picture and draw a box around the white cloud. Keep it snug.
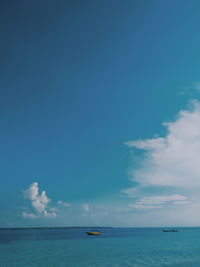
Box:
[22,212,39,219]
[23,182,39,201]
[81,203,90,212]
[128,194,188,209]
[43,210,57,218]
[125,101,200,188]
[57,200,71,207]
[173,200,192,205]
[121,186,142,198]
[22,182,57,219]
[49,207,59,212]
[129,204,162,209]
[122,100,200,217]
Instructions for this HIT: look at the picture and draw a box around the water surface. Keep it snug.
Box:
[0,227,200,266]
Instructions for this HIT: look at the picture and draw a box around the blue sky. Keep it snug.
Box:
[2,0,200,227]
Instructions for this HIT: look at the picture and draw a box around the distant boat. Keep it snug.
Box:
[163,229,178,232]
[86,230,101,235]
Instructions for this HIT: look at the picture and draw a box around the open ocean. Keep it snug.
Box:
[0,227,200,266]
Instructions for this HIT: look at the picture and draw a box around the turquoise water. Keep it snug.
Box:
[1,227,200,266]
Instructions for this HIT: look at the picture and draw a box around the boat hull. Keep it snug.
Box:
[87,231,101,235]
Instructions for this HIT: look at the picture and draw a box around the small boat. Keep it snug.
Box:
[163,229,178,232]
[86,230,101,235]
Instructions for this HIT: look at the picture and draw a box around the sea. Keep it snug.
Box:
[0,227,200,267]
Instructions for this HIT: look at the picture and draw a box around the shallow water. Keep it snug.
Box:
[0,227,200,266]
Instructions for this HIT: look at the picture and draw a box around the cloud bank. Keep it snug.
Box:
[128,194,189,209]
[123,100,200,211]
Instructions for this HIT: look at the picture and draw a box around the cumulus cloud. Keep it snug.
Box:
[22,182,57,219]
[125,101,200,189]
[123,100,200,212]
